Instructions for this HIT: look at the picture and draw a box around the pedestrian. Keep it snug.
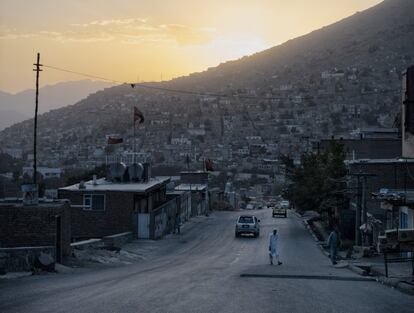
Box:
[174,213,181,235]
[268,229,282,265]
[327,227,339,265]
[167,216,172,234]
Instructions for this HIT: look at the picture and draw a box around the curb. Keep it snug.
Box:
[294,210,414,296]
[376,276,414,296]
[291,210,330,257]
[347,263,368,276]
[347,260,414,296]
[370,267,414,296]
[240,273,376,282]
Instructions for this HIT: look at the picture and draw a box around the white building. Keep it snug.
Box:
[22,167,62,179]
[2,148,23,159]
[171,137,191,146]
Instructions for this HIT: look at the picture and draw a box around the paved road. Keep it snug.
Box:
[1,209,413,313]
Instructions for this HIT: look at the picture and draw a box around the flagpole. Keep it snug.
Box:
[133,106,136,164]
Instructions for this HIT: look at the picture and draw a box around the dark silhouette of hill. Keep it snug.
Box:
[0,80,115,130]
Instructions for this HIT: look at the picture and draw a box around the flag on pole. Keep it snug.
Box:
[107,135,123,144]
[134,107,145,124]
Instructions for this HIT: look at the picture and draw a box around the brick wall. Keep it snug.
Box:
[59,190,135,239]
[0,201,71,260]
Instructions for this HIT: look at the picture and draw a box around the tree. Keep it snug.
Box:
[281,141,347,227]
[0,153,24,174]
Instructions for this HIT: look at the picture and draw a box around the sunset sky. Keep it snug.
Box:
[0,0,382,93]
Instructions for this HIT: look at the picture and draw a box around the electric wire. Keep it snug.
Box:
[42,64,401,101]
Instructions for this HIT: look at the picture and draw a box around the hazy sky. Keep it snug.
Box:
[0,0,382,93]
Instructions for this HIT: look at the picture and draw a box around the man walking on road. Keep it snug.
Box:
[268,229,282,265]
[327,227,339,265]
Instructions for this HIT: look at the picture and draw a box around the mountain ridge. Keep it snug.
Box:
[0,0,413,167]
[0,80,115,131]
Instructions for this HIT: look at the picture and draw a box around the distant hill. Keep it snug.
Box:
[0,0,413,162]
[164,0,414,91]
[0,80,115,130]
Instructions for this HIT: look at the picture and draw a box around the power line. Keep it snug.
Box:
[42,64,401,101]
[43,65,124,84]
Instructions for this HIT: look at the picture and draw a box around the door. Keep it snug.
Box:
[138,213,150,239]
[55,215,62,263]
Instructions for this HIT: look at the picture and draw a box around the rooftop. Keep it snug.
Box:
[59,177,170,193]
[175,184,207,191]
[372,189,414,205]
[347,159,414,165]
[0,198,69,208]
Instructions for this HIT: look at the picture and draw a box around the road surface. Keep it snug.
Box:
[1,209,413,313]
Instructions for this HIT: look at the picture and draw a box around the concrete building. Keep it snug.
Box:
[59,176,172,240]
[22,166,62,179]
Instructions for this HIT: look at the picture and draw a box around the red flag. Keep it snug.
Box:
[205,159,214,171]
[134,107,144,124]
[107,136,123,144]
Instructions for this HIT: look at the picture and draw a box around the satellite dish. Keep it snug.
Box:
[109,163,127,181]
[128,163,144,182]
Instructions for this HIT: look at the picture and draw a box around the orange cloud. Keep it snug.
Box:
[0,18,215,46]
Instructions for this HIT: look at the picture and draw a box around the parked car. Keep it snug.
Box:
[235,215,260,238]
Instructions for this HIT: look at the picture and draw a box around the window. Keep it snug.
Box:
[239,216,254,223]
[83,194,105,211]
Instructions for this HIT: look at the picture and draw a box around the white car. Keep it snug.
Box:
[235,215,260,238]
[280,200,290,209]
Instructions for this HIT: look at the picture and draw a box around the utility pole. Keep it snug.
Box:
[349,172,376,246]
[356,175,362,246]
[33,53,42,185]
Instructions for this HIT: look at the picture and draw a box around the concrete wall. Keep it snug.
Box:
[0,246,55,272]
[152,198,178,239]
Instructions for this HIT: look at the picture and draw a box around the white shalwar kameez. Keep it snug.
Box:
[268,233,280,264]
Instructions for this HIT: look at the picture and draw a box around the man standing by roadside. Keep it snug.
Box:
[268,229,282,265]
[174,213,181,235]
[327,227,339,265]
